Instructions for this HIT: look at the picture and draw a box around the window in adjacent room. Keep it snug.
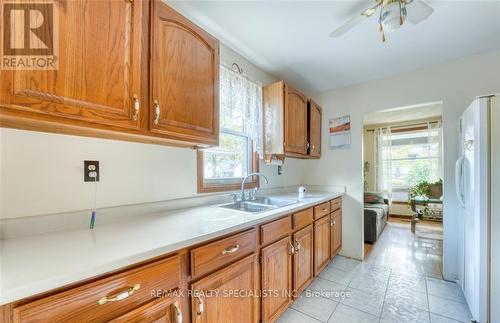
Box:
[197,64,263,193]
[375,121,443,202]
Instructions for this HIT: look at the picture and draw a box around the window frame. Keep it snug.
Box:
[197,63,263,193]
[197,146,259,193]
[384,126,442,201]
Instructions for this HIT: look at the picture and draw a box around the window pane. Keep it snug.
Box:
[391,158,440,188]
[203,132,249,181]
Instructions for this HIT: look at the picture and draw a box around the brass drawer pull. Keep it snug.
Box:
[222,244,240,255]
[153,100,160,125]
[132,95,140,120]
[294,240,301,252]
[97,284,140,305]
[195,295,204,316]
[174,301,183,323]
[322,208,328,212]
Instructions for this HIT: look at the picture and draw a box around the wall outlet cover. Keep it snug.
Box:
[84,160,99,182]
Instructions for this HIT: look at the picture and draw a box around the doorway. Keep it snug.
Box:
[362,102,444,278]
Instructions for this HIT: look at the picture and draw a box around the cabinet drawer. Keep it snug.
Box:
[13,255,180,323]
[293,208,313,230]
[191,229,257,278]
[261,216,292,246]
[330,198,342,212]
[314,202,331,220]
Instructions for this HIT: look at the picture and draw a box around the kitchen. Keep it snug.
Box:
[1,1,499,322]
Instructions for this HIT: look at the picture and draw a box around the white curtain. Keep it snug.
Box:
[219,64,263,156]
[428,120,443,181]
[374,127,393,199]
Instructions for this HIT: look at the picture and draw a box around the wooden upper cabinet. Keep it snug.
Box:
[263,81,321,161]
[150,1,219,146]
[293,225,314,294]
[284,84,308,155]
[261,236,293,322]
[308,100,322,158]
[0,0,148,130]
[191,254,259,323]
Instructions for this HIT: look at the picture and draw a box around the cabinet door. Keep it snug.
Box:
[284,84,308,155]
[261,236,293,322]
[293,225,314,294]
[331,210,342,258]
[0,0,147,130]
[109,296,182,323]
[150,1,219,146]
[191,254,259,323]
[314,216,331,275]
[309,100,322,158]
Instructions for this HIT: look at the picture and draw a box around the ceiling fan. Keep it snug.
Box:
[330,0,434,41]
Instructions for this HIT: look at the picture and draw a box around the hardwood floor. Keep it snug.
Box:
[364,216,443,278]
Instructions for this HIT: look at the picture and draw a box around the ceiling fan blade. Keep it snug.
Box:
[329,14,366,38]
[406,0,434,24]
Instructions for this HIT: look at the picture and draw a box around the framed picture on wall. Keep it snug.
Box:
[330,115,351,149]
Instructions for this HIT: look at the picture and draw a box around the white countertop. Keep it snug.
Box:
[0,191,343,305]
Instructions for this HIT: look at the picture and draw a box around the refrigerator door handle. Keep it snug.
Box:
[455,156,466,208]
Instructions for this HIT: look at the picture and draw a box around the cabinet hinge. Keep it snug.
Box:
[259,255,262,264]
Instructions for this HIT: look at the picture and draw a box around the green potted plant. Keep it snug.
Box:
[429,179,443,198]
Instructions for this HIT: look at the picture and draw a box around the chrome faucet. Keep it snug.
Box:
[236,172,269,201]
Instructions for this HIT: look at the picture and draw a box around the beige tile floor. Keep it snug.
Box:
[278,221,473,323]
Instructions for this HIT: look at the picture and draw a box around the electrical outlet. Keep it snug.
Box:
[84,160,99,182]
[278,166,282,175]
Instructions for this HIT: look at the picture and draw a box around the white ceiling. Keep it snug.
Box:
[168,1,500,93]
[363,102,442,126]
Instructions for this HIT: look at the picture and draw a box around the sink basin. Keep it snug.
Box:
[249,197,298,208]
[219,197,298,213]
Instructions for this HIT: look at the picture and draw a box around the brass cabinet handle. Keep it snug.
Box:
[222,244,240,255]
[333,220,336,226]
[97,284,140,305]
[289,242,295,255]
[294,240,301,252]
[305,141,310,150]
[174,301,183,323]
[311,144,315,151]
[330,219,334,227]
[153,100,160,125]
[195,295,204,316]
[322,208,328,212]
[132,95,140,120]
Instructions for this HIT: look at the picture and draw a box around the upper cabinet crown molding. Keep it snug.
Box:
[0,0,220,148]
[263,81,322,162]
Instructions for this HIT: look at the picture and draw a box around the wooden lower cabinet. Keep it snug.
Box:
[293,225,314,294]
[12,256,180,323]
[191,254,259,323]
[4,200,343,323]
[330,210,342,258]
[314,215,331,276]
[109,296,182,323]
[261,236,293,322]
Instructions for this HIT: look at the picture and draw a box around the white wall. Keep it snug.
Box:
[309,50,500,281]
[363,131,375,192]
[0,44,306,220]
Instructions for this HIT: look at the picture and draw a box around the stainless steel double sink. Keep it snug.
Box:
[219,197,298,213]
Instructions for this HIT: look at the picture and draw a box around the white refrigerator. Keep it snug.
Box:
[456,95,499,323]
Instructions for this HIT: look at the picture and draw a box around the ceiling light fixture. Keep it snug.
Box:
[379,0,407,42]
